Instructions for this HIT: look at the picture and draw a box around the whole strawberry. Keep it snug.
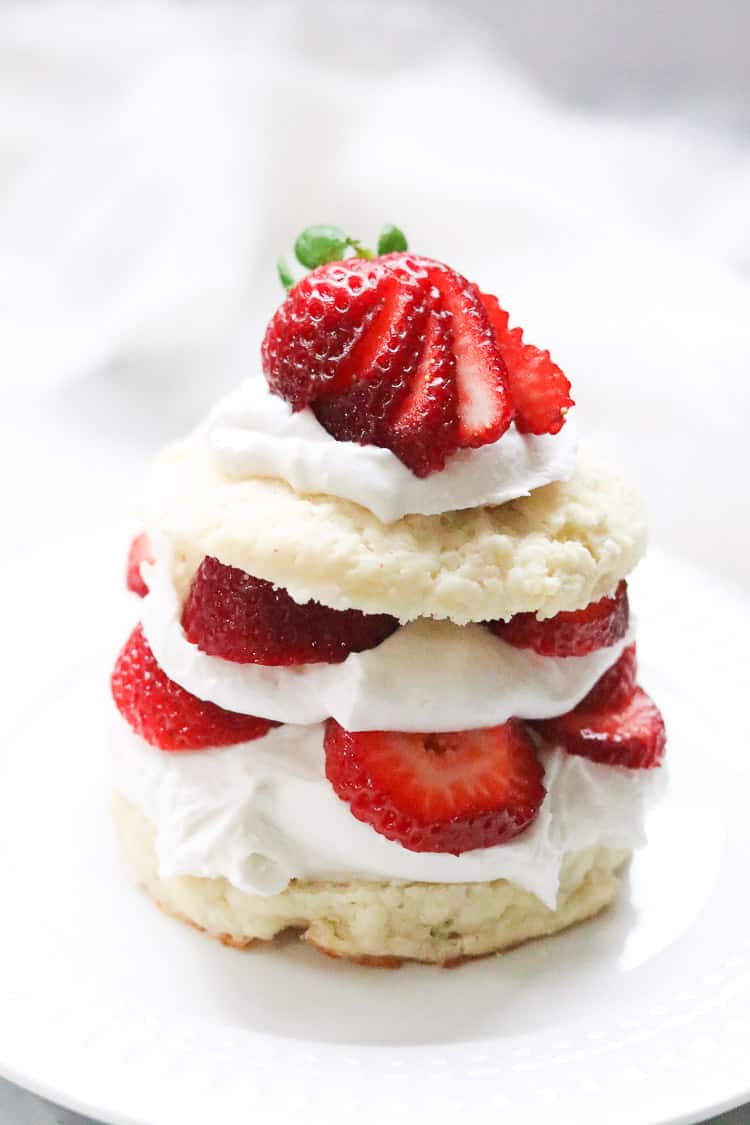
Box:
[262,225,573,477]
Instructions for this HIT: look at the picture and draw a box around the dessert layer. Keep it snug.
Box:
[141,554,632,729]
[111,717,665,910]
[113,794,629,965]
[207,379,578,523]
[144,441,646,624]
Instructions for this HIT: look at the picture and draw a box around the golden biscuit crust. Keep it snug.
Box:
[114,794,628,966]
[144,437,646,624]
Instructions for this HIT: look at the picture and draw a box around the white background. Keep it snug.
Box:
[1,1,748,1121]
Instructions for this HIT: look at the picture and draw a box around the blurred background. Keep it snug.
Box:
[0,1,749,1120]
[1,0,749,585]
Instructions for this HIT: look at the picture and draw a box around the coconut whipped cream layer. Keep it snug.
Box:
[141,555,632,731]
[112,718,665,909]
[206,378,578,523]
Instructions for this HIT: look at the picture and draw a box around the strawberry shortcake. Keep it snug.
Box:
[110,225,666,966]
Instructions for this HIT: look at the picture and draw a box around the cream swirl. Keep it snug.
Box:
[112,719,666,908]
[140,555,631,731]
[206,378,577,523]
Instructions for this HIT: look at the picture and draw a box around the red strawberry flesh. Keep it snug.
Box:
[430,264,513,447]
[386,298,458,476]
[111,625,276,751]
[479,290,574,435]
[488,581,629,657]
[533,686,666,769]
[324,719,545,853]
[182,556,399,665]
[581,643,637,711]
[126,532,154,598]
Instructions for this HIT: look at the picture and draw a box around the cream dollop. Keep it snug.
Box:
[112,718,666,908]
[206,378,577,523]
[141,554,631,731]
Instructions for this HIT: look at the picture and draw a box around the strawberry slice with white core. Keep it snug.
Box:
[126,532,154,598]
[581,643,637,711]
[324,719,545,853]
[478,290,573,435]
[428,262,514,447]
[387,298,458,475]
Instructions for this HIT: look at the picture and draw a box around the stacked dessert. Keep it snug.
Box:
[111,225,666,966]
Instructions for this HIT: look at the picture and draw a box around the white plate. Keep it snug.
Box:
[0,540,748,1125]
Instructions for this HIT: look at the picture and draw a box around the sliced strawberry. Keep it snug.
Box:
[182,556,398,665]
[126,532,154,598]
[487,581,629,657]
[330,257,430,392]
[430,264,513,447]
[262,257,396,410]
[313,269,430,448]
[581,643,637,711]
[111,625,276,751]
[324,719,545,853]
[479,290,573,435]
[532,686,666,769]
[262,252,514,475]
[385,300,458,476]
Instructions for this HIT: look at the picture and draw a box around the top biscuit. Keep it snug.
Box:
[144,435,646,625]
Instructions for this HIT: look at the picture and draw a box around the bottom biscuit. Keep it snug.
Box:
[113,793,629,966]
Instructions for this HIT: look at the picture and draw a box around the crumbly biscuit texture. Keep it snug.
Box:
[144,436,646,624]
[113,794,628,966]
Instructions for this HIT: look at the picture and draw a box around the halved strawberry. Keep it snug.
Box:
[479,290,573,435]
[262,253,513,476]
[182,556,398,665]
[581,643,637,711]
[533,686,666,769]
[126,532,154,598]
[111,625,276,751]
[324,719,545,853]
[487,581,629,657]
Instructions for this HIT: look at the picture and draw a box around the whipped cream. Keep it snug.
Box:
[141,554,631,731]
[206,378,578,523]
[112,718,666,908]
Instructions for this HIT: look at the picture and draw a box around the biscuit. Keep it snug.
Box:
[113,794,628,966]
[144,437,646,624]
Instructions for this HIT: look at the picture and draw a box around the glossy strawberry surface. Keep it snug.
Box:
[182,557,398,665]
[111,625,276,751]
[488,582,629,657]
[324,719,545,853]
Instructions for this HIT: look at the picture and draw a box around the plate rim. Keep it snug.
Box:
[1,540,749,1125]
